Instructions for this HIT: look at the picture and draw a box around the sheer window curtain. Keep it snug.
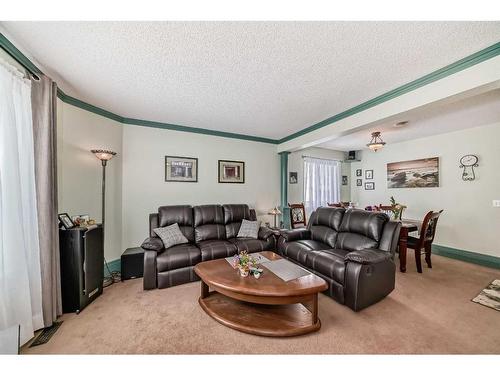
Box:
[303,157,341,216]
[0,59,44,346]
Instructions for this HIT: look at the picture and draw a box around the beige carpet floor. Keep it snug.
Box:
[23,255,500,354]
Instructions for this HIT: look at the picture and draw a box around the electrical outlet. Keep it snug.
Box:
[493,200,500,208]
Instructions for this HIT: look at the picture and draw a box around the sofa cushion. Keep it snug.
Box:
[306,249,349,285]
[338,209,388,242]
[158,205,194,242]
[336,232,379,252]
[237,219,260,239]
[223,204,253,238]
[194,205,226,242]
[335,209,388,252]
[156,243,201,272]
[228,238,271,253]
[308,207,345,248]
[197,239,238,261]
[153,223,189,249]
[281,240,331,264]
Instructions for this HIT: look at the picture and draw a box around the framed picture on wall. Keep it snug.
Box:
[387,157,439,188]
[218,160,245,183]
[356,169,362,177]
[289,172,298,184]
[342,175,348,185]
[165,156,198,182]
[365,170,374,179]
[365,182,375,190]
[356,179,362,186]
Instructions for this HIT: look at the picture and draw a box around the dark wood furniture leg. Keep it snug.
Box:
[414,247,423,273]
[425,243,432,268]
[200,280,209,299]
[399,227,408,273]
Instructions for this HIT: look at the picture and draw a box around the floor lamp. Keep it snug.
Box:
[91,149,117,285]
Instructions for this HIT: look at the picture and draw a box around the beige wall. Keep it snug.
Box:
[288,147,351,208]
[350,122,500,257]
[57,101,123,261]
[121,125,280,249]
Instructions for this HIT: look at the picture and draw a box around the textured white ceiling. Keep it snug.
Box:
[2,21,500,139]
[318,89,500,151]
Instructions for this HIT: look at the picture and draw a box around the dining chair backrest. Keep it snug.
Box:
[327,202,342,207]
[288,202,307,229]
[328,202,350,208]
[419,210,444,245]
[377,204,395,215]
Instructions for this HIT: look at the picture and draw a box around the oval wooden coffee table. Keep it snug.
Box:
[194,251,328,337]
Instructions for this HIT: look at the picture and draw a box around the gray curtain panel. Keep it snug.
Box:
[30,74,62,327]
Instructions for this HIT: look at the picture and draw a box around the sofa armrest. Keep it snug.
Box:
[141,237,164,252]
[143,249,158,290]
[258,226,275,240]
[345,249,392,265]
[280,229,311,242]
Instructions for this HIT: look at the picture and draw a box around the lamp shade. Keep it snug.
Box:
[366,132,386,152]
[268,207,282,216]
[91,149,116,161]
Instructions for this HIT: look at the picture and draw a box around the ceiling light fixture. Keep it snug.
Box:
[393,121,409,128]
[366,131,386,152]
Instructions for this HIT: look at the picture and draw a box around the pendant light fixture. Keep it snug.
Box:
[366,131,386,152]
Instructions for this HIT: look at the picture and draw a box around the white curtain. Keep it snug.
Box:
[303,157,341,216]
[0,59,44,346]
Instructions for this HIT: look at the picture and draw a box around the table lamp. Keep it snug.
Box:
[268,207,282,228]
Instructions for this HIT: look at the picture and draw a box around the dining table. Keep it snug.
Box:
[395,219,423,272]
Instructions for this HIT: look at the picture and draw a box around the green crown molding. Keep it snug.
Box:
[2,31,499,146]
[56,88,124,123]
[123,117,279,144]
[432,244,500,270]
[279,41,500,143]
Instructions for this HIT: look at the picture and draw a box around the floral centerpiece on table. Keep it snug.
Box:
[232,251,263,278]
[390,196,406,220]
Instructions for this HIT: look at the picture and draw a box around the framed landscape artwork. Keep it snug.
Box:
[165,156,198,182]
[218,160,245,183]
[387,157,439,188]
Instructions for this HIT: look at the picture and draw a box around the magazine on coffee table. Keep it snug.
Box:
[262,259,311,282]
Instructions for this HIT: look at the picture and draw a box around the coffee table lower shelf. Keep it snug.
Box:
[199,292,321,337]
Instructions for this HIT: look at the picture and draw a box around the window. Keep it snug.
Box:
[303,157,341,215]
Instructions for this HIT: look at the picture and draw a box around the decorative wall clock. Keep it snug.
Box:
[459,154,478,181]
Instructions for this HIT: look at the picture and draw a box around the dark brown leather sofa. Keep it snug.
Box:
[142,204,275,290]
[278,207,401,311]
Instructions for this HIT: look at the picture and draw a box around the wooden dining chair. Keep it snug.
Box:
[288,203,307,229]
[407,210,443,273]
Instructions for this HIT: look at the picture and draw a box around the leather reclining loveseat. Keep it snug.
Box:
[278,207,401,311]
[142,204,275,290]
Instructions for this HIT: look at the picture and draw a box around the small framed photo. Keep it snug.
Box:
[356,179,362,186]
[365,170,374,179]
[218,160,245,183]
[58,213,75,229]
[356,169,362,177]
[165,156,198,182]
[289,172,298,184]
[342,175,348,185]
[71,214,90,227]
[365,182,375,190]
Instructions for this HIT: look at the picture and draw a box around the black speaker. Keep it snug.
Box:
[348,151,356,160]
[59,225,104,314]
[121,247,144,280]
